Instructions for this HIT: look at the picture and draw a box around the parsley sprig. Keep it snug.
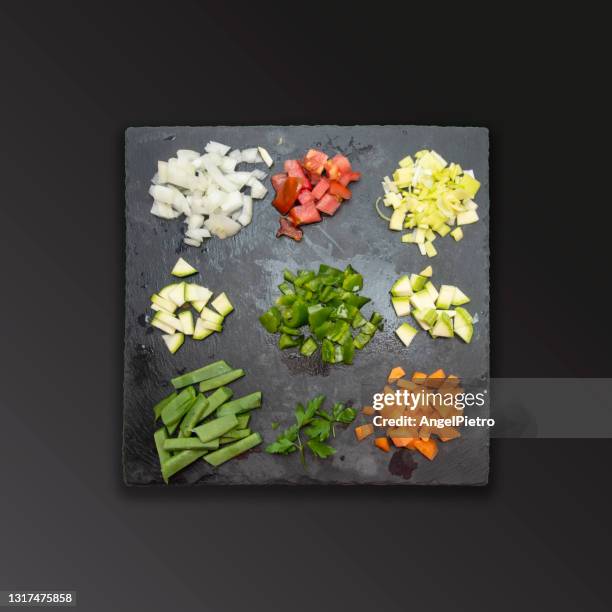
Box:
[266,395,357,464]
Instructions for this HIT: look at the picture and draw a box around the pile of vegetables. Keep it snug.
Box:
[358,367,463,462]
[259,264,383,364]
[272,149,361,241]
[149,141,273,246]
[149,258,234,354]
[153,360,262,482]
[390,266,475,348]
[266,395,356,464]
[378,149,481,257]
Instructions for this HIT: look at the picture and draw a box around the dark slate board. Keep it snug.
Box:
[123,126,490,486]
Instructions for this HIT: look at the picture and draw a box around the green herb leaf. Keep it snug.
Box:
[266,438,297,454]
[307,439,336,459]
[305,418,332,442]
[294,403,306,427]
[271,422,280,430]
[335,406,357,424]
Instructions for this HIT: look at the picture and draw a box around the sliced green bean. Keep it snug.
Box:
[154,427,171,470]
[204,433,262,467]
[161,449,207,482]
[167,397,196,435]
[163,437,219,451]
[236,414,250,429]
[216,392,262,417]
[195,387,234,425]
[220,428,251,443]
[192,415,238,443]
[198,369,245,392]
[153,391,177,420]
[161,386,196,427]
[171,360,232,389]
[179,394,209,436]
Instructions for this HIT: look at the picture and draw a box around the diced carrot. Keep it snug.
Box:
[414,438,439,461]
[412,371,428,384]
[374,437,391,452]
[362,405,375,416]
[397,379,419,392]
[387,366,406,383]
[355,424,374,441]
[445,374,460,387]
[424,368,446,388]
[391,437,417,449]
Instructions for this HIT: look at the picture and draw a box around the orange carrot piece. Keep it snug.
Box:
[414,438,438,460]
[362,405,375,416]
[424,368,446,388]
[355,424,374,441]
[412,371,428,384]
[387,366,406,383]
[391,437,417,449]
[374,437,391,452]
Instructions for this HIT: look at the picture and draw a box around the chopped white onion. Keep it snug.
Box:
[237,195,253,226]
[205,213,242,239]
[150,141,269,245]
[247,177,267,199]
[258,146,273,167]
[205,141,231,156]
[240,148,261,163]
[176,149,200,161]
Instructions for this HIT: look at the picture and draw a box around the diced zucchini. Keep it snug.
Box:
[154,311,183,332]
[451,288,470,306]
[210,292,234,317]
[185,284,212,304]
[391,297,411,317]
[151,317,175,335]
[151,294,177,314]
[395,323,418,347]
[171,257,198,278]
[436,285,455,309]
[201,320,223,333]
[424,281,439,301]
[168,282,186,307]
[158,283,178,299]
[430,312,454,338]
[178,311,194,335]
[410,274,428,292]
[162,332,184,354]
[200,307,224,325]
[193,318,215,340]
[390,275,413,297]
[410,289,435,311]
[454,307,474,343]
[419,266,433,277]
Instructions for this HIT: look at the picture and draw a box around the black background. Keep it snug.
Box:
[1,3,610,611]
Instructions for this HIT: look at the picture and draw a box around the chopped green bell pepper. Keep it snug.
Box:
[259,307,281,333]
[279,333,303,349]
[300,337,318,357]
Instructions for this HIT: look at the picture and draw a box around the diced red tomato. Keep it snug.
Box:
[311,177,330,200]
[297,189,315,206]
[331,154,352,174]
[306,170,321,185]
[325,154,352,181]
[271,173,288,192]
[329,180,351,200]
[272,176,302,215]
[339,171,361,186]
[289,204,321,226]
[302,149,328,175]
[316,194,343,216]
[276,217,303,241]
[284,160,311,190]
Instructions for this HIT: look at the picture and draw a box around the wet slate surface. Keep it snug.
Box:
[123,125,490,486]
